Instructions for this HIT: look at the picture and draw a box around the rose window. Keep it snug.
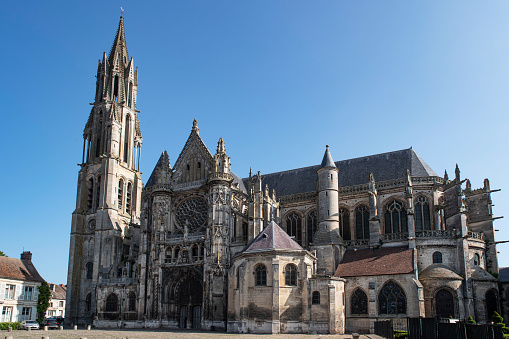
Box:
[176,197,208,231]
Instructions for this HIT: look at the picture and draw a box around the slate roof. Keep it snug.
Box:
[419,264,463,280]
[145,151,171,187]
[49,284,67,300]
[334,246,414,277]
[499,267,509,283]
[242,148,437,197]
[240,221,304,254]
[0,255,45,283]
[320,146,337,168]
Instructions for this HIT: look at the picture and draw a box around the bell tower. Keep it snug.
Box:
[66,16,143,326]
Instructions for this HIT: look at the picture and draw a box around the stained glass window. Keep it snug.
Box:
[255,264,267,286]
[415,196,431,231]
[287,212,302,245]
[433,252,442,264]
[106,293,118,312]
[312,291,320,305]
[285,264,297,286]
[339,208,351,240]
[176,197,208,231]
[355,205,370,240]
[351,289,368,315]
[378,281,406,315]
[384,200,408,234]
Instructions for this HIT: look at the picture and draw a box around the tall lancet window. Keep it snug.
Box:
[286,212,302,245]
[339,208,351,240]
[113,75,119,101]
[95,118,102,158]
[307,210,317,245]
[355,205,370,240]
[123,115,131,164]
[118,179,124,211]
[95,176,101,210]
[126,182,132,214]
[87,178,94,211]
[415,196,431,231]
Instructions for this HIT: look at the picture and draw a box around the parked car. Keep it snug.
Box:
[40,318,59,329]
[19,320,40,330]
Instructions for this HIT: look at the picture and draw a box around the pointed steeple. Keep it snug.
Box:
[455,164,461,181]
[216,137,225,154]
[108,16,129,64]
[444,170,449,181]
[320,145,336,168]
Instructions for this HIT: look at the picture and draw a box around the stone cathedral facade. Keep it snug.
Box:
[66,17,502,334]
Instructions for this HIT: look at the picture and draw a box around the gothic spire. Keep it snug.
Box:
[108,16,129,65]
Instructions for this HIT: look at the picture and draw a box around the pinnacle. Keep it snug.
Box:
[108,16,129,64]
[320,145,336,169]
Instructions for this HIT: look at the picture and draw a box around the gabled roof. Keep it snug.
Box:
[0,256,45,283]
[334,246,414,277]
[172,120,213,173]
[242,148,437,197]
[49,284,66,300]
[241,221,303,254]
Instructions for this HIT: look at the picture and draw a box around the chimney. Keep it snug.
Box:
[20,251,32,261]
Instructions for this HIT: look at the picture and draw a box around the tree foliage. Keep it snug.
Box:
[0,251,6,257]
[36,282,51,323]
[493,311,504,325]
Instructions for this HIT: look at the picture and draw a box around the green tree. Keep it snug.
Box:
[492,311,504,325]
[36,282,51,323]
[0,251,6,256]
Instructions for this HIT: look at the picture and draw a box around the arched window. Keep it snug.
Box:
[255,264,267,286]
[95,119,102,158]
[384,200,408,234]
[87,178,94,210]
[351,288,368,315]
[433,251,443,264]
[285,264,297,286]
[486,289,499,321]
[128,292,136,312]
[473,253,480,266]
[312,291,320,305]
[307,210,317,245]
[126,182,132,214]
[339,208,351,240]
[118,179,124,211]
[415,196,431,231]
[236,267,241,289]
[378,281,406,315]
[85,293,92,313]
[174,247,180,263]
[86,262,93,279]
[113,75,119,101]
[95,176,101,210]
[286,212,302,245]
[105,293,118,312]
[124,115,131,164]
[435,289,454,318]
[355,205,370,240]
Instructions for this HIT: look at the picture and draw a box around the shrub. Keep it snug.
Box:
[395,330,409,339]
[467,316,476,324]
[493,311,504,325]
[502,326,509,334]
[0,322,20,330]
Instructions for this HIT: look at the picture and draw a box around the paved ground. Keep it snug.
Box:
[2,329,384,339]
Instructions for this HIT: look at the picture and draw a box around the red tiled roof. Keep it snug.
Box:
[0,256,45,283]
[49,283,67,300]
[242,221,303,253]
[334,246,413,277]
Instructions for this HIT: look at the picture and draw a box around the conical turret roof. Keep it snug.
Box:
[320,145,336,168]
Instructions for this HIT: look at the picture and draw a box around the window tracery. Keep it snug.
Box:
[351,288,368,315]
[339,207,351,240]
[176,197,208,231]
[355,205,370,240]
[285,264,297,286]
[286,212,302,245]
[415,196,431,231]
[384,200,407,234]
[312,291,320,305]
[106,293,118,312]
[255,264,267,286]
[378,281,406,315]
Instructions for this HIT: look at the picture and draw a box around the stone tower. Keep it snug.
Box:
[66,16,143,325]
[312,145,343,275]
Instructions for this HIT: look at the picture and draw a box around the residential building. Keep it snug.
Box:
[0,252,44,322]
[47,284,66,318]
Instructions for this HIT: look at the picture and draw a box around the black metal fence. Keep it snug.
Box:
[374,318,504,339]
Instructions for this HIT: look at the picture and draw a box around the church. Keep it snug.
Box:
[65,17,501,334]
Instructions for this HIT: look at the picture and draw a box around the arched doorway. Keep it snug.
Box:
[435,289,455,318]
[176,275,203,329]
[486,289,499,322]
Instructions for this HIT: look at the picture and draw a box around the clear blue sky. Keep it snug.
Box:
[1,1,508,284]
